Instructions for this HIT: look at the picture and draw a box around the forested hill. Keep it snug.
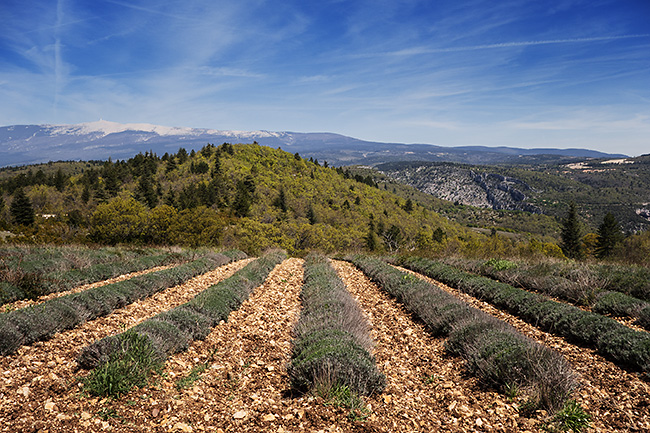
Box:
[0,143,487,255]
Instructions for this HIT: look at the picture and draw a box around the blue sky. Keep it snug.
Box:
[1,0,649,156]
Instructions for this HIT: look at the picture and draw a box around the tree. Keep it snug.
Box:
[232,179,252,217]
[165,157,178,173]
[144,205,178,245]
[403,198,414,213]
[432,227,447,243]
[306,204,317,225]
[176,147,188,164]
[90,197,147,244]
[560,202,583,259]
[136,174,158,208]
[10,188,35,226]
[274,187,288,213]
[595,213,622,258]
[103,165,121,197]
[365,218,378,251]
[382,224,402,252]
[81,184,91,203]
[52,169,67,192]
[67,209,85,228]
[169,206,222,247]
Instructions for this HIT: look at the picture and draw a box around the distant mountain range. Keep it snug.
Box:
[0,120,627,167]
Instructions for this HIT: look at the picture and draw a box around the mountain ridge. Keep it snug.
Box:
[0,120,626,167]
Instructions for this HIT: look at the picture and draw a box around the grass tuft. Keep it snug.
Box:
[543,399,592,432]
[82,331,163,397]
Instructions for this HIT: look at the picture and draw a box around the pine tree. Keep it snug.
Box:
[176,148,188,164]
[432,227,446,243]
[365,218,377,251]
[52,168,67,192]
[232,179,252,217]
[81,184,91,203]
[274,188,288,212]
[212,153,221,177]
[136,174,158,208]
[10,188,35,226]
[561,202,583,259]
[403,198,414,213]
[595,213,622,258]
[306,204,316,224]
[166,157,177,173]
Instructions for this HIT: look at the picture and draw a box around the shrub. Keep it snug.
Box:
[82,331,164,397]
[288,254,385,397]
[398,256,650,376]
[637,306,650,329]
[484,258,517,271]
[351,255,576,411]
[289,330,385,396]
[0,251,244,356]
[598,264,650,302]
[593,291,646,318]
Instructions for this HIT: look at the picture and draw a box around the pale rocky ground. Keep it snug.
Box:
[1,258,648,432]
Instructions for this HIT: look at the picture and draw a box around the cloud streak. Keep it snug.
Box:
[368,34,650,57]
[1,0,649,156]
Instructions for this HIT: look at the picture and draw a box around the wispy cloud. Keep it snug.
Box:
[510,113,650,131]
[53,0,65,110]
[101,0,200,21]
[363,34,650,57]
[1,0,649,156]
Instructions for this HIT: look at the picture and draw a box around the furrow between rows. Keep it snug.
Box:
[3,264,176,312]
[332,259,539,432]
[0,258,253,431]
[396,264,650,432]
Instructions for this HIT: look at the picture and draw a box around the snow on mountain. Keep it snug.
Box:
[47,120,195,137]
[46,120,285,140]
[0,120,628,168]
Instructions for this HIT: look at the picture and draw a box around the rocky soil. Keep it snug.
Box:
[3,264,176,312]
[1,258,648,432]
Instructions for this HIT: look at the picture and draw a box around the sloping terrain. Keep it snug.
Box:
[377,162,541,213]
[376,156,650,232]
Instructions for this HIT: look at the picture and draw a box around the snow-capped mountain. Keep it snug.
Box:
[0,120,626,167]
[47,120,285,139]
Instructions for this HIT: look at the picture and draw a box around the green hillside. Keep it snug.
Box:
[1,143,649,264]
[0,143,474,255]
[347,165,562,240]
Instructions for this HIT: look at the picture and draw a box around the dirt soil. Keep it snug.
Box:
[1,258,648,432]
